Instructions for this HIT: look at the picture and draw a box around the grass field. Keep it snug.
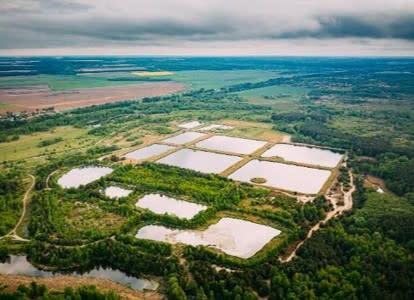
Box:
[0,70,279,91]
[221,119,287,142]
[235,85,308,111]
[171,70,279,90]
[0,74,157,91]
[0,126,97,162]
[0,102,15,109]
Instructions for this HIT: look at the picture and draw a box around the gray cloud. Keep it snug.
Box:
[0,0,413,53]
[274,15,414,40]
[0,0,90,14]
[315,15,414,40]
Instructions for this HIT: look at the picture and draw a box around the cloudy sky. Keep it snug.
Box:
[1,0,414,56]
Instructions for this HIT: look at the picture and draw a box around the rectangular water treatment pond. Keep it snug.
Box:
[262,143,343,168]
[161,132,207,145]
[229,160,331,194]
[136,217,281,258]
[157,148,242,174]
[124,144,175,160]
[196,135,267,155]
[58,166,113,189]
[135,193,207,219]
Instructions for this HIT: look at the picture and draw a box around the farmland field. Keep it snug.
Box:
[0,74,158,91]
[171,70,279,89]
[0,81,184,112]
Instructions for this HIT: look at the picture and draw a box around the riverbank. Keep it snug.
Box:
[0,274,164,300]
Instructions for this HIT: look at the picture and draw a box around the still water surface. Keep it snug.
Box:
[136,217,280,258]
[229,160,331,194]
[196,135,267,155]
[136,193,207,219]
[125,144,174,160]
[157,148,242,174]
[0,255,158,291]
[262,144,342,168]
[58,167,113,189]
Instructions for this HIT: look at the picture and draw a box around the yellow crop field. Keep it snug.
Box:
[132,71,174,77]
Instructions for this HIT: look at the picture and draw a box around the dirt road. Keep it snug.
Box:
[281,170,355,262]
[0,174,35,242]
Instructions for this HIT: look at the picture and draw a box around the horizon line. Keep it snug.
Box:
[1,54,414,58]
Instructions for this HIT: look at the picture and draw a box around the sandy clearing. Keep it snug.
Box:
[0,82,184,112]
[364,175,394,195]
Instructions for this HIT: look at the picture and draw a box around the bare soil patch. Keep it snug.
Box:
[0,82,184,112]
[364,175,393,194]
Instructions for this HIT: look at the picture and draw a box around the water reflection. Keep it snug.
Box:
[157,148,242,174]
[0,256,158,291]
[262,144,343,168]
[136,217,280,259]
[58,166,113,189]
[135,193,207,219]
[229,160,331,194]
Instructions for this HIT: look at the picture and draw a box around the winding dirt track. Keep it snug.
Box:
[281,170,355,263]
[45,170,58,190]
[0,174,35,242]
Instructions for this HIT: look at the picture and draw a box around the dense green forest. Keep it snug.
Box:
[0,170,24,235]
[0,282,120,300]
